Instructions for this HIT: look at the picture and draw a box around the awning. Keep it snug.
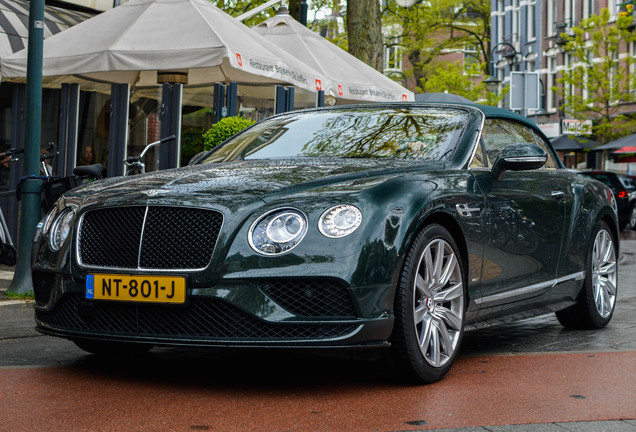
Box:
[594,132,636,150]
[252,7,413,103]
[0,0,94,60]
[1,0,334,108]
[550,135,598,151]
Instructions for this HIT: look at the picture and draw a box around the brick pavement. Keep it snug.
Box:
[0,236,635,431]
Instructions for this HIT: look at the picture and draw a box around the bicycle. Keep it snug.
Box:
[0,144,104,266]
[124,135,176,175]
[0,146,25,266]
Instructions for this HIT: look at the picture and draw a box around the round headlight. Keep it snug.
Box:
[249,209,308,255]
[49,208,75,251]
[319,205,362,238]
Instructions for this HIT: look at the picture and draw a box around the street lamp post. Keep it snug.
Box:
[8,0,45,294]
[483,42,521,94]
[386,71,408,88]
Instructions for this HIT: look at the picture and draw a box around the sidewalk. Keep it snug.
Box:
[0,265,35,306]
[0,265,16,303]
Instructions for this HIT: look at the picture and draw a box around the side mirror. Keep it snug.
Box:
[491,143,548,181]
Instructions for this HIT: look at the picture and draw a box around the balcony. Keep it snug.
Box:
[552,19,574,45]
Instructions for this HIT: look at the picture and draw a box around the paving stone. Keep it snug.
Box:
[554,420,636,431]
[485,423,568,431]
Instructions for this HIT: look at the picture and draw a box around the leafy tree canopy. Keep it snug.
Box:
[556,8,636,144]
[382,0,492,101]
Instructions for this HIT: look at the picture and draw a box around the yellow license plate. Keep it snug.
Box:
[86,274,186,304]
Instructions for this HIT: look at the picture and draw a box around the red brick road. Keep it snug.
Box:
[2,351,635,431]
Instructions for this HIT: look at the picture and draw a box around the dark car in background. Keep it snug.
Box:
[578,170,636,230]
[32,103,619,384]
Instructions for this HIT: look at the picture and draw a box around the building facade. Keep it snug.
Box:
[490,0,636,170]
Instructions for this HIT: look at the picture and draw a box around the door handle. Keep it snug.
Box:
[551,191,565,200]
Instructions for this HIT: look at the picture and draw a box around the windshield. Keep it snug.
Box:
[198,107,469,164]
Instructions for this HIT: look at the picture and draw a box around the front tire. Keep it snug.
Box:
[389,224,466,384]
[556,221,618,329]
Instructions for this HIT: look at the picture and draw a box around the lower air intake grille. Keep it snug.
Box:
[258,279,357,318]
[36,294,358,341]
[32,271,56,307]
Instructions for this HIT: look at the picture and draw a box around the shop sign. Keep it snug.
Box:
[562,119,593,135]
[537,122,560,138]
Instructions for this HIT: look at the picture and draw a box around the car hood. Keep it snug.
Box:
[67,158,439,210]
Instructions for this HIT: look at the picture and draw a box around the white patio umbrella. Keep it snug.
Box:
[252,7,414,104]
[1,0,326,104]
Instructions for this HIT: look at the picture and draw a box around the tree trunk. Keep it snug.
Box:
[346,0,384,72]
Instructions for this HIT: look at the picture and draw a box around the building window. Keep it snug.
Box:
[608,0,619,18]
[512,0,520,42]
[526,56,536,72]
[384,40,402,72]
[547,0,557,36]
[548,56,557,110]
[497,0,505,44]
[565,0,575,25]
[609,50,619,99]
[527,2,536,40]
[583,0,594,19]
[463,43,480,75]
[565,53,575,100]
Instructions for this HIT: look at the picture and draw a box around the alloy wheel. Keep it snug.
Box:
[413,238,464,368]
[591,229,617,319]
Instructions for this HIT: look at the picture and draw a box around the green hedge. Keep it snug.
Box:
[202,116,255,151]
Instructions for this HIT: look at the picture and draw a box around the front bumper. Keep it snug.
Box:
[32,270,394,349]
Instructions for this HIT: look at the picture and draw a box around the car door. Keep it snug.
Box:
[470,119,569,309]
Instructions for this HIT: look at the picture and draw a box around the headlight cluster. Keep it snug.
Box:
[249,209,308,255]
[319,205,363,238]
[249,204,362,256]
[47,207,76,251]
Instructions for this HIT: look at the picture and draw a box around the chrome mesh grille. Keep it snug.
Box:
[79,207,145,268]
[78,206,223,270]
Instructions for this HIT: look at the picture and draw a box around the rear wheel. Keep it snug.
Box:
[556,221,617,329]
[73,339,153,356]
[630,204,636,230]
[388,224,466,384]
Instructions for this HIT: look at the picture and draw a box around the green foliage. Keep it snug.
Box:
[556,8,636,144]
[208,0,275,26]
[202,116,255,151]
[181,127,205,166]
[6,291,34,300]
[383,0,491,89]
[483,84,509,107]
[422,61,482,101]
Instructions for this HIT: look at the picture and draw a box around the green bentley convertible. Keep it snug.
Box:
[32,103,618,383]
